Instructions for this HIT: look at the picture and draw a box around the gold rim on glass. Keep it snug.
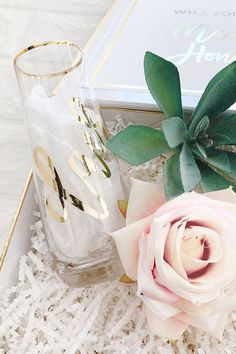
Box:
[13,40,83,79]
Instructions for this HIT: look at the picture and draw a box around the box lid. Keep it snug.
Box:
[86,0,236,112]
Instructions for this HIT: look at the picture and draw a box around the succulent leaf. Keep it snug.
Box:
[179,143,201,192]
[144,51,183,119]
[193,62,236,118]
[163,152,185,199]
[202,149,231,172]
[192,115,210,139]
[197,160,234,192]
[188,61,236,134]
[107,54,236,201]
[106,125,171,166]
[192,142,207,159]
[207,113,236,145]
[225,152,236,183]
[197,151,236,185]
[162,117,187,148]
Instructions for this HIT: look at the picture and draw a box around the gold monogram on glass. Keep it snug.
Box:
[14,41,124,286]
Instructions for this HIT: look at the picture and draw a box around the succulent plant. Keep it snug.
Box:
[107,52,236,199]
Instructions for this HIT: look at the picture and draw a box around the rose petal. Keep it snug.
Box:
[155,191,212,217]
[154,191,234,225]
[213,312,228,340]
[181,207,225,238]
[111,215,152,280]
[178,284,236,317]
[189,246,232,287]
[138,237,180,303]
[145,306,187,340]
[143,297,180,320]
[126,178,165,225]
[150,217,225,304]
[211,286,236,314]
[156,189,236,228]
[205,187,236,204]
[180,226,223,276]
[213,202,236,221]
[177,298,214,316]
[164,220,188,280]
[176,311,227,340]
[187,222,236,287]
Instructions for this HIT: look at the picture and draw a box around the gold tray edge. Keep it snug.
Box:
[0,171,33,271]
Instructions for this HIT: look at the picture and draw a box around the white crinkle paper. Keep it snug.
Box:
[2,221,236,354]
[1,119,236,353]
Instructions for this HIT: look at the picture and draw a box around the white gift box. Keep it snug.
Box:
[86,0,236,113]
[2,0,236,295]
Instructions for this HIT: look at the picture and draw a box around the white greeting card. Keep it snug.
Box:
[87,0,236,112]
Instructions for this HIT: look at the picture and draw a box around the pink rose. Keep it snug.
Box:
[111,178,236,340]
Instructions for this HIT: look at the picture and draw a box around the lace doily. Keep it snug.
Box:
[1,119,236,353]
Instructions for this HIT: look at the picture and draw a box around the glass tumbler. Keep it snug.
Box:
[14,41,124,286]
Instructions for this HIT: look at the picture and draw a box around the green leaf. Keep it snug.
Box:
[163,152,184,199]
[192,115,210,139]
[193,63,236,118]
[226,152,236,181]
[204,149,231,172]
[207,113,236,145]
[189,61,236,134]
[144,51,183,119]
[117,200,128,218]
[179,143,201,192]
[196,151,236,186]
[119,273,136,283]
[192,142,207,159]
[106,125,171,166]
[197,160,233,192]
[162,117,187,148]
